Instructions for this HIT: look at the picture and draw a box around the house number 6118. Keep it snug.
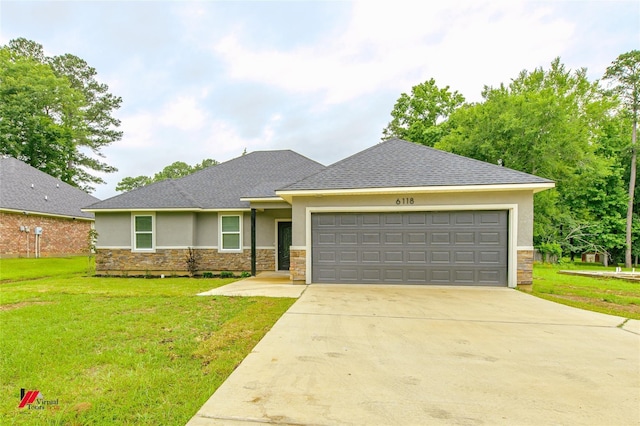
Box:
[396,197,414,205]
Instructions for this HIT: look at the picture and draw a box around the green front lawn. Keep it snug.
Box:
[0,258,295,425]
[0,256,93,282]
[524,263,640,319]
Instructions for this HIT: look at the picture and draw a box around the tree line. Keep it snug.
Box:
[1,38,636,265]
[382,52,639,267]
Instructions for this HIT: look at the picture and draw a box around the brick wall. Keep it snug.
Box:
[517,249,534,285]
[96,248,275,276]
[0,212,92,258]
[289,248,306,281]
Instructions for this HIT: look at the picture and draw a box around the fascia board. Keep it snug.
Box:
[276,182,555,201]
[83,207,252,213]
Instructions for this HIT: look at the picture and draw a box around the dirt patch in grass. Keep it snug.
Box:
[0,301,55,312]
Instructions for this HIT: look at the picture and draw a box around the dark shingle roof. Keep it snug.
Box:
[0,157,99,219]
[85,150,325,210]
[280,138,553,191]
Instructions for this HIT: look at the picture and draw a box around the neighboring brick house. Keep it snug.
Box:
[0,157,99,258]
[85,139,554,287]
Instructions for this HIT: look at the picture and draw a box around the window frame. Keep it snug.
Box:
[132,213,155,252]
[219,213,243,253]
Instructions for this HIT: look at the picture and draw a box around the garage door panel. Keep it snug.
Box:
[431,232,451,244]
[408,251,427,262]
[316,268,337,280]
[384,251,404,263]
[362,215,381,226]
[431,251,450,263]
[362,232,381,244]
[384,214,403,226]
[454,270,475,283]
[338,269,358,280]
[455,212,475,225]
[384,269,404,281]
[454,232,475,244]
[408,213,427,225]
[317,233,336,244]
[480,212,502,225]
[340,233,358,244]
[407,232,427,244]
[454,251,475,263]
[479,232,501,244]
[479,250,502,264]
[340,251,358,262]
[362,269,382,281]
[317,250,337,262]
[312,211,507,285]
[385,233,403,244]
[407,269,427,281]
[430,269,452,282]
[340,215,357,226]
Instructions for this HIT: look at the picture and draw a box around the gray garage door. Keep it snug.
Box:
[311,211,508,286]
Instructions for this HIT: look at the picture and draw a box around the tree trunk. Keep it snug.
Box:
[626,118,637,268]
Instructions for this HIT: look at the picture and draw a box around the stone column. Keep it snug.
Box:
[517,249,534,285]
[289,248,306,282]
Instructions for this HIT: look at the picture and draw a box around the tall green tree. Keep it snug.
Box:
[382,78,465,146]
[0,49,83,183]
[0,38,122,192]
[116,159,219,192]
[603,50,640,268]
[434,58,625,258]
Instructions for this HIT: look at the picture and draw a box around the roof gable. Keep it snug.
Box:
[280,138,554,191]
[0,157,99,219]
[86,150,325,210]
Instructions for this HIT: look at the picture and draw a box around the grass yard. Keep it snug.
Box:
[524,262,640,320]
[0,256,93,281]
[0,257,295,425]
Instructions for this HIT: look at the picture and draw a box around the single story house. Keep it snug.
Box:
[0,156,99,258]
[84,138,554,287]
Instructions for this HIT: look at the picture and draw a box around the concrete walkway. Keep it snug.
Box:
[198,272,307,298]
[189,285,640,425]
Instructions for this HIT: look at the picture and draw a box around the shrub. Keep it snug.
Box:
[185,247,199,276]
[202,272,214,278]
[538,242,562,263]
[240,271,251,278]
[219,271,234,278]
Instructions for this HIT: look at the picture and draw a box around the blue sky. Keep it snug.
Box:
[1,0,638,200]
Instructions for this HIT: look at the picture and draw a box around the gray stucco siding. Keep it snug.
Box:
[195,213,217,247]
[156,212,195,247]
[95,212,131,247]
[253,209,292,248]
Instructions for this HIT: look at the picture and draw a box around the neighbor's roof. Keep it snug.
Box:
[0,156,99,219]
[85,150,325,210]
[279,138,554,192]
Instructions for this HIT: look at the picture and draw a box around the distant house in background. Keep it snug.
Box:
[0,157,100,258]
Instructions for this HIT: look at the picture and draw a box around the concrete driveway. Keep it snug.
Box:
[188,285,640,425]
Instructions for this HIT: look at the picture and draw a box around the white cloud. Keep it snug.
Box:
[159,96,208,131]
[201,114,283,159]
[118,112,156,149]
[211,1,576,104]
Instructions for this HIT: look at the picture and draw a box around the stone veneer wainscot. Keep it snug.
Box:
[96,248,275,276]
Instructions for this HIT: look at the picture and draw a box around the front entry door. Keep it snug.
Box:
[277,221,292,271]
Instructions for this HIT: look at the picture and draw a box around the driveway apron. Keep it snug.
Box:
[187,285,640,426]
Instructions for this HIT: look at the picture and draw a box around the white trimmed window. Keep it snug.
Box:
[133,214,154,251]
[220,214,242,252]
